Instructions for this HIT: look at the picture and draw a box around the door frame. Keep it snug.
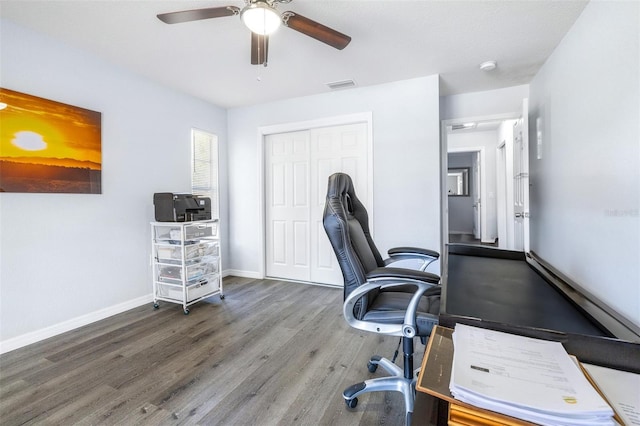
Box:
[256,112,374,280]
[496,141,508,248]
[520,98,530,253]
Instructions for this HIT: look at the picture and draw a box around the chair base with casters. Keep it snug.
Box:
[339,279,440,425]
[343,337,419,425]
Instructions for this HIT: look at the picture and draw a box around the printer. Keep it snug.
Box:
[153,193,211,222]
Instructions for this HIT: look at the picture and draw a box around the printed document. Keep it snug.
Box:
[450,324,614,425]
[583,363,640,425]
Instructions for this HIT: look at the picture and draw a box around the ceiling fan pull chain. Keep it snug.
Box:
[262,35,269,67]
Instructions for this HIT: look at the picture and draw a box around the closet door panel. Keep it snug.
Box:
[265,131,311,282]
[310,123,368,286]
[265,122,369,286]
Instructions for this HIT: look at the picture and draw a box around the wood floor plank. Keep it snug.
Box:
[277,316,369,424]
[0,278,437,426]
[194,302,345,424]
[37,384,120,425]
[151,286,331,422]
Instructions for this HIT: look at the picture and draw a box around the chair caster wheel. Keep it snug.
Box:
[153,303,159,309]
[345,398,358,409]
[183,309,190,315]
[367,361,378,373]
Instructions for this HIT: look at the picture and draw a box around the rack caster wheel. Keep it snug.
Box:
[183,309,190,315]
[153,303,159,309]
[367,361,378,373]
[220,294,225,300]
[345,398,358,409]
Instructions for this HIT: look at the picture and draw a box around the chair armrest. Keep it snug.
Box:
[385,247,440,272]
[367,267,440,285]
[343,276,438,338]
[388,246,440,260]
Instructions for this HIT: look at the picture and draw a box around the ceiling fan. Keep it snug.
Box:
[157,0,352,66]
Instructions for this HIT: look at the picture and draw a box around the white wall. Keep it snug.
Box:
[440,85,529,121]
[0,20,228,349]
[226,76,441,277]
[528,1,639,327]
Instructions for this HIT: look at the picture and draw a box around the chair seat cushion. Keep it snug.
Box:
[363,291,440,337]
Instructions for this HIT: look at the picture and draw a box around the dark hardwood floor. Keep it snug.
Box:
[0,277,437,425]
[448,233,497,247]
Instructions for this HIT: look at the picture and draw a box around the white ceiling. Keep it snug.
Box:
[0,0,588,109]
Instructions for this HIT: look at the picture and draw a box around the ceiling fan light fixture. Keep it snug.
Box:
[241,1,281,35]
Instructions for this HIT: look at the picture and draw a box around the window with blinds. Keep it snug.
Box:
[191,129,219,219]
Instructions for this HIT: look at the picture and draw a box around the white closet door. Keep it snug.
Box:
[265,131,311,282]
[265,122,369,286]
[309,123,369,285]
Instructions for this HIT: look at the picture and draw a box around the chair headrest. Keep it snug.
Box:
[327,173,357,214]
[327,172,353,198]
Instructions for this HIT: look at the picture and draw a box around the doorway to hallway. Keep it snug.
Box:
[441,104,529,252]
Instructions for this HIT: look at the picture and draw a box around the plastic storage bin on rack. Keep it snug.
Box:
[156,242,219,263]
[151,220,223,314]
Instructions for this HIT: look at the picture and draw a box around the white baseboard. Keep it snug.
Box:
[2,272,260,354]
[223,269,262,279]
[0,294,153,355]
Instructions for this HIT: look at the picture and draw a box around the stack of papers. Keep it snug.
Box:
[449,324,615,426]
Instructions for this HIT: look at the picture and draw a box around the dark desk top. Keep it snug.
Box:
[412,245,640,425]
[444,248,607,337]
[439,244,640,373]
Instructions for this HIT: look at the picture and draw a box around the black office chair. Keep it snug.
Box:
[322,173,441,425]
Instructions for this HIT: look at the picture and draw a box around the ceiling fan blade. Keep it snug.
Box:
[282,12,351,50]
[251,33,269,66]
[157,6,240,24]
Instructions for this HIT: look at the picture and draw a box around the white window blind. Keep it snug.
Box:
[191,129,219,219]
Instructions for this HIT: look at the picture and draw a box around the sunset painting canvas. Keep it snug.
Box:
[0,88,102,193]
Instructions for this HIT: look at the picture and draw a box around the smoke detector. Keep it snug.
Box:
[479,60,497,71]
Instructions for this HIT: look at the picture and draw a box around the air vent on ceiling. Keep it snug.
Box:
[326,79,356,90]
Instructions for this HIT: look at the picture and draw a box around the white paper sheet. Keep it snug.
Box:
[583,363,640,426]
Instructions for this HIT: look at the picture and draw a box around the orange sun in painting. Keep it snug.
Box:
[0,88,101,169]
[12,131,48,151]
